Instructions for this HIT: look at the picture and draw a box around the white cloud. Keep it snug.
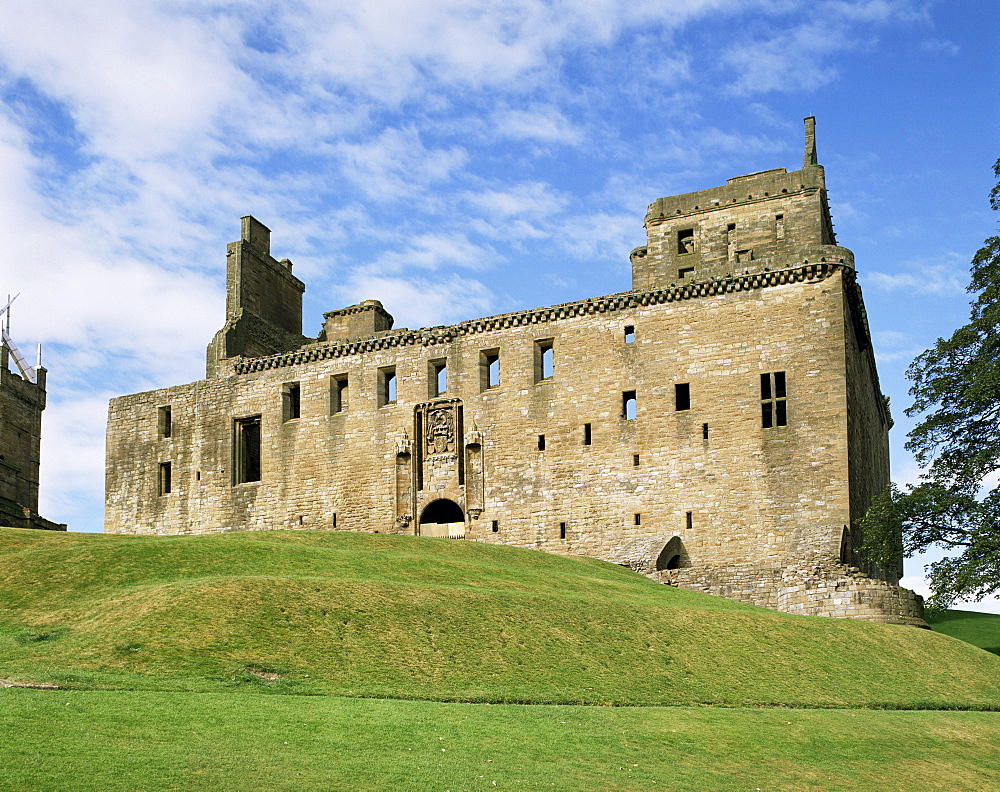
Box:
[493,106,584,145]
[868,254,969,296]
[341,272,495,330]
[370,232,499,273]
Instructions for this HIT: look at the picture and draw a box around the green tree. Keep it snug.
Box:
[860,159,1000,610]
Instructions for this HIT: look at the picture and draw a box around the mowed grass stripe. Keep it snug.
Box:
[1,528,999,708]
[3,690,1000,792]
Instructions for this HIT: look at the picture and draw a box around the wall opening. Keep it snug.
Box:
[634,513,641,526]
[419,499,465,538]
[559,522,566,539]
[633,453,640,466]
[158,461,172,495]
[761,372,787,428]
[491,520,499,533]
[378,366,397,406]
[480,349,500,390]
[702,423,709,439]
[583,423,592,446]
[158,406,172,439]
[675,383,690,411]
[331,374,348,413]
[678,267,694,279]
[685,511,693,530]
[537,434,546,451]
[234,416,261,484]
[677,228,695,254]
[430,359,447,397]
[282,382,301,421]
[624,325,635,343]
[655,536,688,571]
[535,338,554,381]
[623,391,637,420]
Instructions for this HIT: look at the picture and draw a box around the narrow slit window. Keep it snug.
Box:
[761,372,787,428]
[234,416,261,484]
[282,382,301,421]
[775,214,785,240]
[624,325,635,343]
[537,434,546,451]
[634,513,642,526]
[379,367,397,406]
[332,513,337,528]
[430,359,447,397]
[675,383,691,411]
[559,522,566,540]
[583,423,592,446]
[685,511,693,530]
[535,339,554,381]
[331,374,348,413]
[491,520,499,533]
[633,454,640,466]
[623,391,637,420]
[159,406,172,439]
[702,423,709,439]
[158,461,172,495]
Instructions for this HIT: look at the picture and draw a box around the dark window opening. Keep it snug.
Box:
[159,406,172,439]
[234,416,261,484]
[583,423,592,446]
[481,349,500,390]
[331,374,348,413]
[379,367,397,406]
[677,228,695,254]
[678,267,695,279]
[665,554,681,570]
[537,434,546,451]
[282,382,301,422]
[623,391,637,420]
[634,513,641,526]
[624,325,635,343]
[702,423,709,439]
[332,513,337,528]
[196,470,201,481]
[535,339,554,381]
[675,383,691,411]
[559,522,566,539]
[491,520,499,533]
[685,511,693,530]
[775,214,785,240]
[430,359,447,396]
[761,372,787,428]
[633,454,640,466]
[158,461,172,495]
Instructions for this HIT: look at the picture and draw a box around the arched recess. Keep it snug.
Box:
[418,499,465,538]
[655,536,689,571]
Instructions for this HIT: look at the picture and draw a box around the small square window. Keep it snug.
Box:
[677,228,695,254]
[678,267,695,279]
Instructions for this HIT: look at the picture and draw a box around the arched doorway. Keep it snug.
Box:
[418,499,465,538]
[655,536,688,571]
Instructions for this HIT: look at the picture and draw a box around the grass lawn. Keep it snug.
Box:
[3,689,1000,792]
[928,609,1000,656]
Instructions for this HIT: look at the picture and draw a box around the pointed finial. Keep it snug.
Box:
[803,116,818,167]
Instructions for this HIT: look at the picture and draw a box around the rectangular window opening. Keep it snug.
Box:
[535,339,554,381]
[378,367,397,406]
[678,267,695,279]
[761,371,787,428]
[282,382,301,422]
[480,349,500,390]
[158,461,172,495]
[624,325,635,343]
[633,454,640,467]
[331,374,348,413]
[537,434,546,451]
[634,513,641,526]
[234,416,261,484]
[559,522,566,540]
[685,511,693,530]
[491,520,499,533]
[623,391,637,420]
[702,423,709,440]
[675,383,691,411]
[332,513,337,528]
[677,228,695,254]
[158,406,172,439]
[430,359,447,397]
[583,423,592,446]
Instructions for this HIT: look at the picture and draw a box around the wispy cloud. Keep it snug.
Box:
[868,254,969,296]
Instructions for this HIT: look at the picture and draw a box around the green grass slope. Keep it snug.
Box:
[928,609,1000,656]
[2,527,999,709]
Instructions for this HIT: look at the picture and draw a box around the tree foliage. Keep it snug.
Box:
[860,159,1000,610]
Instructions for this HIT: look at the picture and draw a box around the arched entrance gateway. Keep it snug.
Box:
[418,499,466,538]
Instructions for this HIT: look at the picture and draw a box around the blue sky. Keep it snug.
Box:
[1,1,997,609]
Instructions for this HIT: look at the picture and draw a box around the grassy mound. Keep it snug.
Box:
[1,527,999,708]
